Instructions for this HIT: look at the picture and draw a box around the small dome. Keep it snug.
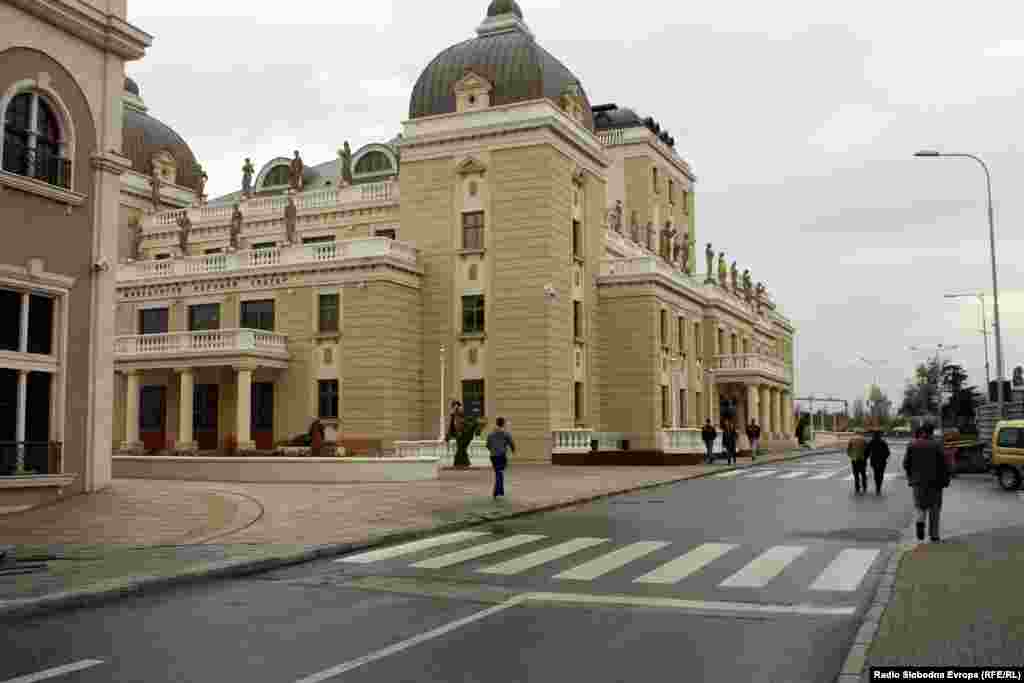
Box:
[487,0,522,18]
[123,107,203,193]
[124,76,140,96]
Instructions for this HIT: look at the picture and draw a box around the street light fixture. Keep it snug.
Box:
[944,292,991,387]
[915,150,1005,419]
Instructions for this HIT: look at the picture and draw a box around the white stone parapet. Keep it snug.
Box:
[115,328,288,357]
[552,428,594,454]
[118,236,418,282]
[714,353,792,382]
[659,428,705,453]
[393,440,449,460]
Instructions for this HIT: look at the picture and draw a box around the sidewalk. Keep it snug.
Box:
[0,446,828,618]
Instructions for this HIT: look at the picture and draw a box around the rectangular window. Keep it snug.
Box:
[574,381,584,424]
[696,392,703,424]
[27,294,52,355]
[573,301,583,338]
[462,379,485,418]
[0,290,19,351]
[679,389,687,427]
[660,310,668,346]
[652,167,659,193]
[668,179,674,204]
[318,294,339,333]
[139,386,164,430]
[462,295,485,334]
[677,317,685,353]
[188,303,220,331]
[252,241,276,251]
[572,219,582,259]
[154,253,171,260]
[717,330,724,355]
[240,299,274,331]
[695,322,702,355]
[204,248,224,255]
[375,228,397,240]
[139,308,169,335]
[462,211,484,250]
[318,380,339,419]
[661,385,670,427]
[302,235,335,244]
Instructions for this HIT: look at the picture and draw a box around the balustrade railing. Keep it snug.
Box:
[659,428,706,453]
[597,129,625,146]
[714,353,787,378]
[115,328,289,356]
[552,428,594,454]
[393,440,448,460]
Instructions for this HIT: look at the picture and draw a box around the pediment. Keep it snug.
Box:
[453,70,494,95]
[456,157,487,176]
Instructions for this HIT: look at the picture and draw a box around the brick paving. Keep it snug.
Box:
[0,449,815,548]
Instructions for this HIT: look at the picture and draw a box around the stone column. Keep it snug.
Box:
[235,365,255,449]
[710,382,719,426]
[760,385,770,434]
[747,384,759,430]
[15,369,27,471]
[121,370,142,451]
[772,388,781,438]
[18,292,29,353]
[176,368,196,451]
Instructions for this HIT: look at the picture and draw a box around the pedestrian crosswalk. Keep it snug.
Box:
[336,531,882,595]
[712,468,904,483]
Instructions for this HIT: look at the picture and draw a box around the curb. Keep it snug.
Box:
[0,447,841,622]
[834,534,915,683]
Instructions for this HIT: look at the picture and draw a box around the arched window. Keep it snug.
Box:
[264,165,290,187]
[3,92,69,188]
[354,151,393,175]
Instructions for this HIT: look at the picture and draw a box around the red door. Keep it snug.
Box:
[139,385,166,451]
[251,382,274,450]
[194,384,219,450]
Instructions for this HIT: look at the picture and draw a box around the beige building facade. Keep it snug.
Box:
[109,0,797,462]
[0,0,150,505]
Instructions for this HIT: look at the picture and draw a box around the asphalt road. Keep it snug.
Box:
[4,444,1019,683]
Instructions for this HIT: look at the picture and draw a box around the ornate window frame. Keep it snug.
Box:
[254,157,293,192]
[351,143,398,183]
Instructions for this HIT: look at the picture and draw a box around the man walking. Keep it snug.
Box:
[866,430,890,495]
[701,419,717,464]
[746,420,761,460]
[486,416,515,498]
[847,431,868,494]
[904,423,950,542]
[722,421,738,465]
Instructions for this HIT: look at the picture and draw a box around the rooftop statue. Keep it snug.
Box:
[742,269,752,300]
[196,164,208,201]
[681,232,690,274]
[730,261,739,292]
[230,204,243,250]
[242,158,255,196]
[718,251,727,286]
[339,142,353,186]
[646,221,656,251]
[285,198,298,244]
[705,243,714,282]
[289,150,304,192]
[150,162,162,212]
[608,200,623,233]
[630,210,640,243]
[176,212,191,253]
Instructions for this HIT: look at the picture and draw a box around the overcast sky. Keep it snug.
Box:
[125,0,1024,413]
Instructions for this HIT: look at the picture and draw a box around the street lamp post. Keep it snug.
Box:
[915,151,1004,418]
[944,292,991,388]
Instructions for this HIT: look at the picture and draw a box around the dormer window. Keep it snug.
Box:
[2,92,71,189]
[151,150,177,185]
[453,70,493,113]
[264,165,290,187]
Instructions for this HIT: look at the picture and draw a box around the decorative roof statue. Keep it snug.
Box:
[608,200,623,233]
[717,251,727,286]
[289,150,304,192]
[176,212,191,254]
[681,232,690,274]
[130,216,143,261]
[662,220,676,260]
[742,269,752,301]
[230,204,243,250]
[284,197,298,244]
[646,221,656,251]
[242,158,255,196]
[705,242,714,283]
[755,281,765,313]
[150,162,162,212]
[338,142,353,186]
[630,210,640,243]
[196,164,208,201]
[730,261,739,292]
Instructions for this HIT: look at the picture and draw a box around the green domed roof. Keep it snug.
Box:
[408,5,594,131]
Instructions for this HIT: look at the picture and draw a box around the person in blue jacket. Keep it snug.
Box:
[486,417,515,498]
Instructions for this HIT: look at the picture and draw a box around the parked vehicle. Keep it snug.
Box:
[991,419,1024,491]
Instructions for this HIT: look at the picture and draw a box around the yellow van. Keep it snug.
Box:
[992,419,1024,491]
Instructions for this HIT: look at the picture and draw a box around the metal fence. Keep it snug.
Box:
[0,442,62,476]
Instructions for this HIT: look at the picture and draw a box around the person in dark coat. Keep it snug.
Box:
[701,419,717,464]
[865,430,891,495]
[903,423,950,542]
[746,420,762,460]
[722,421,738,465]
[309,418,325,457]
[485,416,515,498]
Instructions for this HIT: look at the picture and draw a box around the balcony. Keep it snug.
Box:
[115,329,290,368]
[118,237,418,282]
[142,181,399,230]
[714,353,792,384]
[599,256,702,293]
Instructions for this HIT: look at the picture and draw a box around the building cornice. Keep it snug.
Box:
[91,151,132,176]
[0,170,86,207]
[597,126,696,182]
[7,0,152,61]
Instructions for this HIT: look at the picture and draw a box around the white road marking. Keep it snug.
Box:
[336,531,491,564]
[719,545,808,588]
[554,541,670,581]
[292,596,528,682]
[776,471,808,479]
[807,470,843,480]
[524,591,857,616]
[1,660,105,683]
[411,534,546,569]
[477,537,608,575]
[744,470,779,479]
[634,542,737,584]
[809,548,880,592]
[713,470,746,478]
